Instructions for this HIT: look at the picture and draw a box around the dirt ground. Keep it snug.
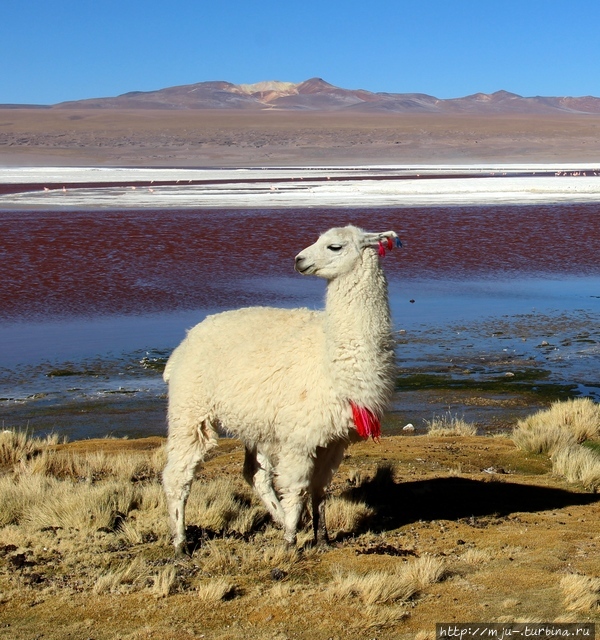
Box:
[1,109,599,167]
[0,434,598,639]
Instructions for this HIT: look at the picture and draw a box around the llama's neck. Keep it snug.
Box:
[324,249,395,415]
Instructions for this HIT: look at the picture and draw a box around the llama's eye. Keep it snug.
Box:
[327,244,343,252]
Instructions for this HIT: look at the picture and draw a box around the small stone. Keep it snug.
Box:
[9,554,27,568]
[270,568,287,581]
[402,423,415,431]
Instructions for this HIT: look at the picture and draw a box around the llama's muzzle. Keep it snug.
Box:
[294,255,313,274]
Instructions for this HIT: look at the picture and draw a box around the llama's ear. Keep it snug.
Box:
[361,231,402,254]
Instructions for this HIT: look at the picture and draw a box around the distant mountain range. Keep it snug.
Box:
[6,78,600,114]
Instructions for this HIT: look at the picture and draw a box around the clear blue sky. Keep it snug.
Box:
[2,0,600,104]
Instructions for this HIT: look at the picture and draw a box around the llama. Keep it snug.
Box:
[162,225,401,553]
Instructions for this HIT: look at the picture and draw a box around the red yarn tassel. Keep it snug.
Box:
[386,236,394,250]
[350,402,381,441]
[378,241,386,257]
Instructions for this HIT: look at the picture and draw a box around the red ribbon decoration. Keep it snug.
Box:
[350,402,381,441]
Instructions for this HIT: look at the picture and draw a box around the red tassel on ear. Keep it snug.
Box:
[378,241,386,257]
[386,237,394,250]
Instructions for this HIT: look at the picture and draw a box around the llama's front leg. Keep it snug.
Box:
[162,432,208,555]
[243,447,285,526]
[280,490,306,547]
[277,454,314,547]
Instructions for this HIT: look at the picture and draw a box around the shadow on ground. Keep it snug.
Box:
[343,464,600,531]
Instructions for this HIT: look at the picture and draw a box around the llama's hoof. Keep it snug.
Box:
[173,543,191,558]
[308,535,331,550]
[283,534,298,552]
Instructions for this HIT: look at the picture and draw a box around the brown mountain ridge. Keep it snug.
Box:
[9,77,600,115]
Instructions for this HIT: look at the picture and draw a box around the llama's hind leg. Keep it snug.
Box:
[310,440,348,545]
[243,447,285,526]
[162,421,217,555]
[311,489,329,545]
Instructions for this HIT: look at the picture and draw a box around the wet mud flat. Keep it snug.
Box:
[2,307,598,441]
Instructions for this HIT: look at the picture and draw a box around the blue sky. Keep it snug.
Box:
[2,0,600,104]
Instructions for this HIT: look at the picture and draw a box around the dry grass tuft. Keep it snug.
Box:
[551,445,600,491]
[93,557,150,594]
[458,548,490,567]
[261,543,300,571]
[324,495,374,537]
[151,564,177,598]
[560,573,600,611]
[327,555,446,606]
[196,577,238,602]
[186,476,267,536]
[198,540,242,575]
[24,480,140,534]
[351,604,409,632]
[401,554,447,590]
[513,398,600,454]
[0,429,60,467]
[425,413,477,437]
[512,422,577,455]
[547,398,600,441]
[513,399,600,490]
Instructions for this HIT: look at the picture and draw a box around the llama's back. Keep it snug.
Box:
[164,306,343,446]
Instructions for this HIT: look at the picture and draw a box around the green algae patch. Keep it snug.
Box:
[45,368,102,378]
[396,369,578,402]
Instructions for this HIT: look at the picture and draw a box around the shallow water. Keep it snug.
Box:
[1,203,599,439]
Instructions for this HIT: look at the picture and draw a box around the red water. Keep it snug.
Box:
[1,204,599,320]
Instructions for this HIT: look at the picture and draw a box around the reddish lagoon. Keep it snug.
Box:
[1,204,599,439]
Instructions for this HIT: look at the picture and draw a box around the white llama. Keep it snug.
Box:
[162,225,401,553]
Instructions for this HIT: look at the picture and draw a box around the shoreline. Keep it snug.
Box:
[1,164,600,210]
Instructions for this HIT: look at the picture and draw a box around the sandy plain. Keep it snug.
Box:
[1,109,600,167]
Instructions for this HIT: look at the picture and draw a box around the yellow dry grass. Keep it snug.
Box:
[513,398,600,491]
[327,555,445,606]
[560,573,600,612]
[0,421,597,639]
[513,398,600,453]
[552,446,600,492]
[425,412,478,437]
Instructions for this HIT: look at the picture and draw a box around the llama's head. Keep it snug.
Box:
[294,225,401,280]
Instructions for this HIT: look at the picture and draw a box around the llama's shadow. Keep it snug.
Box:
[342,464,600,532]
